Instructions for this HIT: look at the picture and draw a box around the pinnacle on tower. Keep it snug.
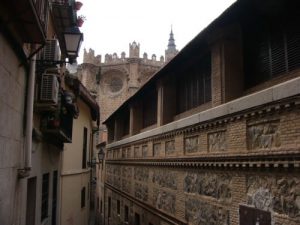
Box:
[165,26,178,62]
[168,26,176,50]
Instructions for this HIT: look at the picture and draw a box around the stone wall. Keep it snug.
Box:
[0,33,26,225]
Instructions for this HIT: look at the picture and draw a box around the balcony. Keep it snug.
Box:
[51,0,78,57]
[0,0,49,44]
[40,92,74,143]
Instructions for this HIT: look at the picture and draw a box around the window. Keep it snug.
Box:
[87,182,90,200]
[52,171,58,225]
[108,197,111,218]
[243,16,300,88]
[81,187,86,208]
[41,173,49,221]
[121,107,130,137]
[100,199,103,213]
[82,127,88,169]
[142,89,157,128]
[176,54,211,114]
[124,205,129,222]
[134,213,140,225]
[26,177,37,225]
[117,200,120,215]
[107,120,115,143]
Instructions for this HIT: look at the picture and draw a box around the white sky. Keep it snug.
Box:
[77,0,236,63]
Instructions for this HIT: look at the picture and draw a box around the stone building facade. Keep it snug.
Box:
[103,1,300,225]
[0,1,97,225]
[78,30,178,143]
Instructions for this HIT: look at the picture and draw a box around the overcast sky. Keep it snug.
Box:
[77,0,236,63]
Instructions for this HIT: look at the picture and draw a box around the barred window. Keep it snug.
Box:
[176,53,211,114]
[243,17,300,88]
[41,173,49,221]
[142,89,157,128]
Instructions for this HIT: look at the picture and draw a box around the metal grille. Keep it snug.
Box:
[244,17,300,88]
[176,54,211,114]
[40,74,59,103]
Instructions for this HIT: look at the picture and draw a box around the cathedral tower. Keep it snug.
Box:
[165,27,179,62]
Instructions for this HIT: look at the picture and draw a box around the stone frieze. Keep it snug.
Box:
[247,175,300,219]
[185,198,229,225]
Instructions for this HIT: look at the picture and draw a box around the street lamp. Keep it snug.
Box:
[64,26,83,62]
[87,147,105,167]
[97,147,105,163]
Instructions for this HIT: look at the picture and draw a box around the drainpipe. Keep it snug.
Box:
[18,54,36,178]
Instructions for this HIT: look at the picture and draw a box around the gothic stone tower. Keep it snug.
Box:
[78,43,165,142]
[78,30,178,142]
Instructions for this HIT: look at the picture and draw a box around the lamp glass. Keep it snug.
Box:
[98,149,105,161]
[64,32,83,56]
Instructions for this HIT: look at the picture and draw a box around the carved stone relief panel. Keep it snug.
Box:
[122,179,131,193]
[134,146,141,158]
[126,147,131,158]
[122,148,126,158]
[208,130,226,152]
[106,164,113,174]
[165,140,175,155]
[185,198,229,225]
[113,166,121,176]
[184,172,232,201]
[247,120,281,150]
[153,143,161,156]
[142,145,148,157]
[184,136,199,153]
[113,176,121,189]
[107,175,113,185]
[247,175,300,219]
[135,183,148,202]
[122,166,133,179]
[153,189,176,215]
[152,170,177,190]
[134,167,149,182]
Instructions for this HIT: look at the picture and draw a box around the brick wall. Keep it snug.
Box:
[105,99,300,225]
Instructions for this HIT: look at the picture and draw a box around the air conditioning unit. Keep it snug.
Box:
[40,73,59,104]
[38,39,61,61]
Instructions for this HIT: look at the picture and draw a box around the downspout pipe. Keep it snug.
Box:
[18,54,36,178]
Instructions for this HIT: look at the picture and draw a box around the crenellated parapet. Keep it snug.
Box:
[104,53,127,64]
[141,52,165,66]
[104,49,165,66]
[83,48,101,66]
